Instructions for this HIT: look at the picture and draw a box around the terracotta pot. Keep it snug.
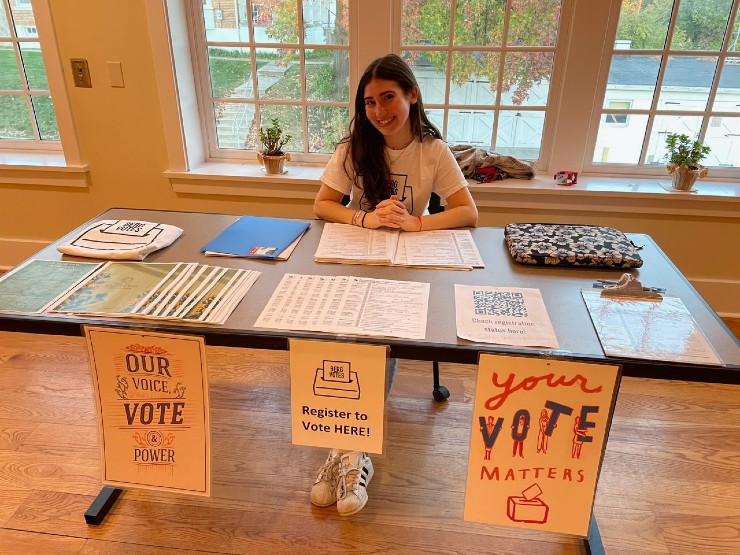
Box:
[257,151,290,174]
[667,164,707,191]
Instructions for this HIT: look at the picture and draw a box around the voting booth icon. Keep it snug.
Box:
[507,483,549,524]
[313,360,361,400]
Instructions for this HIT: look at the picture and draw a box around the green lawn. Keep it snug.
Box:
[0,46,58,140]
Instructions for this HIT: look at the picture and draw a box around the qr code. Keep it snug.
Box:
[472,290,528,317]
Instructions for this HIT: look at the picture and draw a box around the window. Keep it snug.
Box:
[189,0,350,160]
[0,0,59,144]
[591,0,740,169]
[399,0,564,161]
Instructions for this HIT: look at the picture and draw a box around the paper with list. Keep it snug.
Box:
[255,273,430,340]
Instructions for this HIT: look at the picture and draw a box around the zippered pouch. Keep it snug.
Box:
[504,223,643,268]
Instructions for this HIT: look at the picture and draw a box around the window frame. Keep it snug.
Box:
[0,0,84,173]
[583,0,740,179]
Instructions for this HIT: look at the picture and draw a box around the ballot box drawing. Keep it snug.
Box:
[507,483,549,524]
[313,360,361,400]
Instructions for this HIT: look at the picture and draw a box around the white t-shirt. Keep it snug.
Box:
[320,136,468,216]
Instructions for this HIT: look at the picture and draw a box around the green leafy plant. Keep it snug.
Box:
[259,117,291,156]
[665,133,711,169]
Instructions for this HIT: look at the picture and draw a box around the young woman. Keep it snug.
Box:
[310,54,478,517]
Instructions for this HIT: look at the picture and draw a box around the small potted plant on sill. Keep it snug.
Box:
[257,117,292,175]
[665,132,711,191]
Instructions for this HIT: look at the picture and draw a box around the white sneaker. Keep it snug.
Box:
[310,449,344,507]
[336,451,374,516]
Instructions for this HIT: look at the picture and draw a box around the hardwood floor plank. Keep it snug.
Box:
[0,528,85,555]
[0,331,737,554]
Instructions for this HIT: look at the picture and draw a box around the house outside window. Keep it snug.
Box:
[590,0,740,169]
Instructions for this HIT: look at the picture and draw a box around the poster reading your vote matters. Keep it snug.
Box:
[464,354,620,537]
[85,326,211,496]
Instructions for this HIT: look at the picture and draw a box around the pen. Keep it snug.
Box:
[592,281,666,293]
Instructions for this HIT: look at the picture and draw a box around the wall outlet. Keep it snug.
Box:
[70,58,92,88]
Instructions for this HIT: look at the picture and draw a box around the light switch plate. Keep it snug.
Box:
[70,58,92,88]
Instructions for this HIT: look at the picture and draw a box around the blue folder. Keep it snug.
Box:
[201,216,310,259]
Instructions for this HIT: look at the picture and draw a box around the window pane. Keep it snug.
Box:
[257,49,300,101]
[508,0,561,47]
[404,50,448,104]
[615,0,672,50]
[203,0,250,42]
[20,41,48,90]
[501,52,553,106]
[705,116,740,167]
[593,114,648,163]
[496,110,544,159]
[713,61,740,113]
[209,46,252,99]
[454,0,504,46]
[308,105,349,153]
[401,0,450,46]
[449,51,498,105]
[252,0,298,44]
[305,49,349,102]
[447,109,493,148]
[31,94,58,140]
[672,0,732,51]
[0,6,9,37]
[645,114,703,164]
[603,55,660,109]
[658,56,717,111]
[304,0,348,45]
[0,43,23,89]
[8,0,37,38]
[0,94,33,138]
[425,108,445,135]
[256,105,303,152]
[214,101,253,150]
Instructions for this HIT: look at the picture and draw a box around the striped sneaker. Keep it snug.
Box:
[310,449,344,507]
[336,451,374,516]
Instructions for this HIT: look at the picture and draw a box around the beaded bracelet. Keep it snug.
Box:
[351,210,361,226]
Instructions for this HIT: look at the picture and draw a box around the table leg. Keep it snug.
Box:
[582,513,606,555]
[84,486,123,525]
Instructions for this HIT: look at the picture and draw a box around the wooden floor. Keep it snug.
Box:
[0,329,738,555]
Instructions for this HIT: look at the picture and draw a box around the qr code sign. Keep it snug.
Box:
[472,290,528,317]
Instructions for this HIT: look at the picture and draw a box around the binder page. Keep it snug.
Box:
[398,230,484,269]
[581,289,722,365]
[314,224,398,264]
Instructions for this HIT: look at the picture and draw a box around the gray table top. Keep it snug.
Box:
[2,207,738,383]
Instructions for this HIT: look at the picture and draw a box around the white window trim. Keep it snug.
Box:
[147,0,740,218]
[0,0,88,187]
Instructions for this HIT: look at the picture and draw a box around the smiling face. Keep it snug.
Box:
[363,78,418,150]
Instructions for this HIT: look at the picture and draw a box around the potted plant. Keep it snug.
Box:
[257,117,292,175]
[665,133,711,191]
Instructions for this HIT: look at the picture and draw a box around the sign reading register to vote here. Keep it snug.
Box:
[85,327,211,496]
[289,339,387,454]
[465,354,620,537]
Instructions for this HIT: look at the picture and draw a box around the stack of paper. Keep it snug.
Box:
[201,215,310,260]
[255,273,430,340]
[0,259,102,313]
[314,223,484,270]
[49,261,260,325]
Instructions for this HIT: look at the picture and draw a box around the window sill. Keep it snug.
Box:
[165,162,740,219]
[0,152,89,188]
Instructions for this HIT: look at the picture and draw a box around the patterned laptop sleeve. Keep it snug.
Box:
[504,223,643,268]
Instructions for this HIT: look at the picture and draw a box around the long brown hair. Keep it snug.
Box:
[342,54,441,208]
